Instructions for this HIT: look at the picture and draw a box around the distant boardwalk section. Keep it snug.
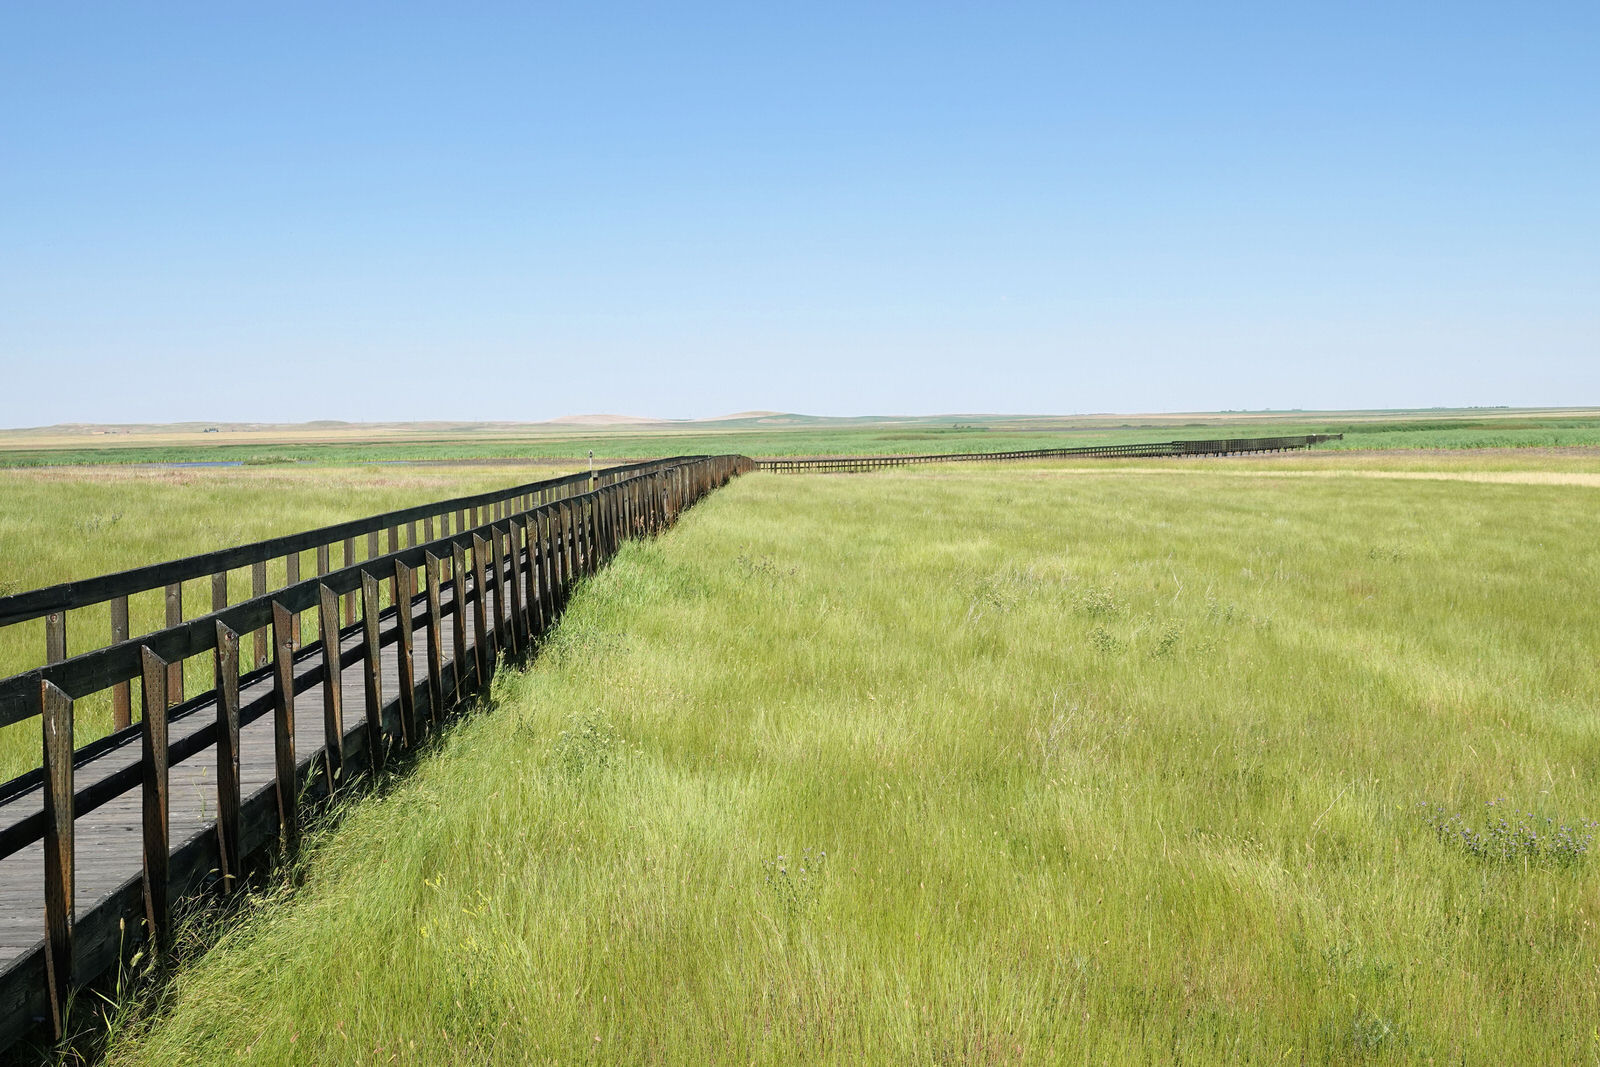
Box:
[755,434,1342,472]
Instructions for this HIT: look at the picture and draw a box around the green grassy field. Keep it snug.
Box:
[4,410,1600,467]
[0,463,580,781]
[91,461,1600,1064]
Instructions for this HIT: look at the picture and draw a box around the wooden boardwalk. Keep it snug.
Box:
[0,456,752,1051]
[753,434,1343,472]
[0,583,477,963]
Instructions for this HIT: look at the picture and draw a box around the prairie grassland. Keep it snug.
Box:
[103,461,1600,1064]
[6,412,1600,468]
[0,462,579,780]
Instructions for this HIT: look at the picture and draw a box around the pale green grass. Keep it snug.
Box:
[100,463,1600,1064]
[0,463,579,780]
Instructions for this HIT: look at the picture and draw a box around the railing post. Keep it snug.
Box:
[537,507,556,627]
[41,679,73,1040]
[163,583,185,703]
[360,571,384,773]
[393,560,418,747]
[491,525,513,657]
[139,645,170,955]
[46,610,66,667]
[317,585,344,791]
[271,601,299,855]
[110,594,131,729]
[472,535,492,678]
[284,553,300,645]
[506,523,526,654]
[542,504,557,604]
[521,516,542,638]
[424,552,447,718]
[343,536,357,617]
[210,570,228,616]
[251,561,268,669]
[562,501,578,589]
[585,497,598,574]
[214,622,241,894]
[450,543,469,691]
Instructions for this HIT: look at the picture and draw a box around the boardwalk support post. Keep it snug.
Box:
[214,623,242,894]
[393,561,418,748]
[270,602,298,855]
[139,646,170,955]
[41,680,73,1040]
[317,584,345,790]
[360,571,384,774]
[424,553,446,722]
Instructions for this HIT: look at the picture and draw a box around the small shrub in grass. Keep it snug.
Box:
[549,713,624,778]
[1088,626,1122,655]
[1151,622,1183,657]
[762,848,828,921]
[1422,800,1598,867]
[1077,587,1119,619]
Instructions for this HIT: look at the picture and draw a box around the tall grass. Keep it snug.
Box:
[99,464,1600,1063]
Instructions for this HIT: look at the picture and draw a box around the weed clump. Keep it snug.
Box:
[1422,800,1597,867]
[762,847,828,920]
[1151,622,1183,657]
[1077,587,1119,619]
[1088,626,1122,655]
[550,713,626,778]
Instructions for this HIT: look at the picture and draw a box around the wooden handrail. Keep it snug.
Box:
[0,457,686,629]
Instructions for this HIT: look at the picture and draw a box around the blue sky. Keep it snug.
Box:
[2,2,1596,424]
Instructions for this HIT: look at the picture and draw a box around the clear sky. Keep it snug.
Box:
[2,2,1596,425]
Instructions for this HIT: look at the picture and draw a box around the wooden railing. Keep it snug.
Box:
[754,434,1343,472]
[0,457,700,730]
[0,454,753,1051]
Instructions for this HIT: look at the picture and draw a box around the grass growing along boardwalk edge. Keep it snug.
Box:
[92,464,1600,1063]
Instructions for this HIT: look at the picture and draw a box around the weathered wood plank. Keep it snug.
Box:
[507,524,526,654]
[393,562,417,748]
[360,572,384,774]
[40,681,71,1040]
[44,613,65,667]
[450,544,469,695]
[110,595,130,729]
[139,646,169,955]
[270,602,297,855]
[317,586,343,792]
[472,535,492,678]
[213,623,241,894]
[251,562,268,670]
[424,554,445,725]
